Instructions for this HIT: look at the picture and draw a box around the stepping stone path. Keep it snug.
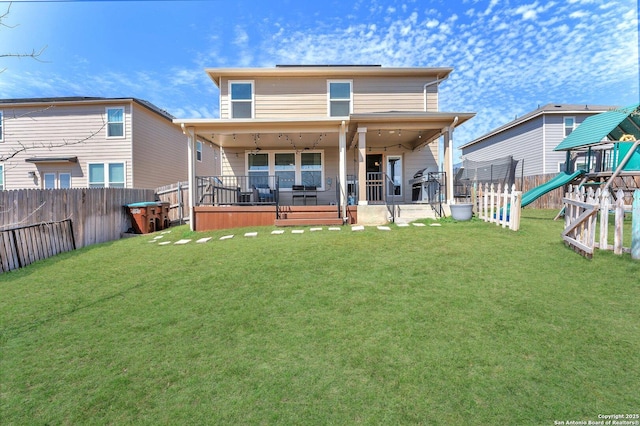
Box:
[150,222,439,246]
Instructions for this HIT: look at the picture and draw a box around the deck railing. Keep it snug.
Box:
[196,175,280,206]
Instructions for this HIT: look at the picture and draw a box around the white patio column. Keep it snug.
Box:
[444,117,459,205]
[443,128,454,204]
[339,121,347,217]
[357,127,367,205]
[186,127,197,231]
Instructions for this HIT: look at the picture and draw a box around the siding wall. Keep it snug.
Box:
[462,116,544,176]
[0,100,207,190]
[1,102,133,189]
[219,76,439,119]
[543,114,593,174]
[131,104,219,188]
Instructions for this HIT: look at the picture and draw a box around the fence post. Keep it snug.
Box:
[489,183,495,225]
[177,181,183,225]
[483,183,488,222]
[614,189,625,255]
[632,190,639,260]
[599,189,610,251]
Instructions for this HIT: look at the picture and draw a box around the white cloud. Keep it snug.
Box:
[569,11,588,18]
[425,19,439,28]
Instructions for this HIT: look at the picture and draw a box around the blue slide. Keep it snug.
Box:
[520,170,586,207]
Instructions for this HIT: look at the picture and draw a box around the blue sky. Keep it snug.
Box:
[1,0,638,159]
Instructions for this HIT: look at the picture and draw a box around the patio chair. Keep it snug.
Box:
[253,184,275,204]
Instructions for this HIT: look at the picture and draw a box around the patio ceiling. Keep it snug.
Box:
[176,111,475,151]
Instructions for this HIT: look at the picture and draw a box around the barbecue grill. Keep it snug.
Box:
[409,167,442,203]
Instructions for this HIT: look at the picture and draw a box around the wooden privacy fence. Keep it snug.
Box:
[563,186,639,259]
[476,183,522,231]
[155,181,189,224]
[1,219,76,273]
[0,188,155,249]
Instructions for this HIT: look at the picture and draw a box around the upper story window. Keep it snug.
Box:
[230,81,254,119]
[106,107,125,138]
[564,117,575,137]
[196,141,203,162]
[328,80,352,117]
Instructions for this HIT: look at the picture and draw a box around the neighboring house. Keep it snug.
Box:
[174,65,475,229]
[459,104,616,177]
[0,97,218,190]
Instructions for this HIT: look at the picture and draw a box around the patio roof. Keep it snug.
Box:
[554,103,640,151]
[175,111,475,151]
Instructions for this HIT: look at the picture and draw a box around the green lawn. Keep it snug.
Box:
[1,210,639,425]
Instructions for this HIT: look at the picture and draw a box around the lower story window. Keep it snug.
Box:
[246,151,324,190]
[248,153,269,188]
[88,162,125,188]
[301,152,322,187]
[0,164,3,190]
[43,172,72,189]
[275,153,296,189]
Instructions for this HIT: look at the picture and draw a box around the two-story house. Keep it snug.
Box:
[174,65,475,230]
[459,104,616,178]
[0,97,218,191]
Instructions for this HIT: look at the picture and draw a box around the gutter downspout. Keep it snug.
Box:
[423,77,446,111]
[445,116,459,204]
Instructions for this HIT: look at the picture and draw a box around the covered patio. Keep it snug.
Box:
[175,112,474,230]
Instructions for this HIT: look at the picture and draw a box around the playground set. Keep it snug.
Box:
[465,104,640,259]
[523,103,640,208]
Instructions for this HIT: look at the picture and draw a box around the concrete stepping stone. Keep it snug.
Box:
[351,225,365,231]
[174,239,192,245]
[219,235,234,240]
[291,229,304,234]
[310,227,323,232]
[328,227,341,231]
[161,230,172,234]
[430,223,442,227]
[244,232,258,237]
[412,223,426,227]
[271,230,285,234]
[397,223,410,227]
[158,241,172,246]
[377,226,391,231]
[196,237,212,243]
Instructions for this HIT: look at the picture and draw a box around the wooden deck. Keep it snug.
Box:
[193,205,357,231]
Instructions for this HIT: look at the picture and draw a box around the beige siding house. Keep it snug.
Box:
[174,66,475,230]
[0,97,218,190]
